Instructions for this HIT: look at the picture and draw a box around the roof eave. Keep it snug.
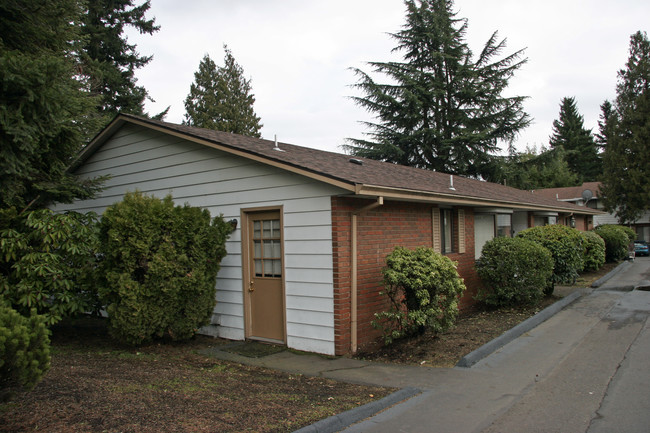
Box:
[354,184,605,215]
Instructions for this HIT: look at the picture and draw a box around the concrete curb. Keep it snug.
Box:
[592,261,632,288]
[456,289,587,368]
[292,387,421,433]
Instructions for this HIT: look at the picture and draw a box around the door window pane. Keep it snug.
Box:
[252,217,282,278]
[254,259,262,276]
[263,240,274,258]
[264,259,273,276]
[272,260,282,277]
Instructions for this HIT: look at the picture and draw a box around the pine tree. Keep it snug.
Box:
[80,0,162,120]
[601,31,650,224]
[184,46,262,137]
[548,97,601,181]
[0,0,104,210]
[345,0,530,177]
[595,100,614,152]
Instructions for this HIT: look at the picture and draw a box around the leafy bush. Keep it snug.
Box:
[620,225,636,242]
[372,246,466,345]
[98,192,232,345]
[476,237,553,307]
[581,231,606,271]
[0,305,51,401]
[593,225,629,262]
[517,225,584,287]
[0,209,101,325]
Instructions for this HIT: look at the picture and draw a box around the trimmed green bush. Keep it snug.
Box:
[0,209,101,325]
[476,237,553,307]
[593,225,629,262]
[0,305,51,401]
[517,225,584,287]
[98,192,232,345]
[372,246,466,345]
[581,231,606,271]
[621,225,636,242]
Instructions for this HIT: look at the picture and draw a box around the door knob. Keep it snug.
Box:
[249,281,255,292]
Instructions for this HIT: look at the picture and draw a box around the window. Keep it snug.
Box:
[496,214,512,237]
[253,219,282,278]
[534,215,557,226]
[441,209,454,254]
[433,208,464,254]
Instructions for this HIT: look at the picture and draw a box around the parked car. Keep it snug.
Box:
[634,240,649,257]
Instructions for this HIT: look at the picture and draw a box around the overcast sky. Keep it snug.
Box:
[126,0,650,154]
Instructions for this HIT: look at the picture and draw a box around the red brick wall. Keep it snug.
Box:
[331,196,479,355]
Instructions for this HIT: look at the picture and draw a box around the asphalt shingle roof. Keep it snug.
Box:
[84,114,600,214]
[533,182,602,201]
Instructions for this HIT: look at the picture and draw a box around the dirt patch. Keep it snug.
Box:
[356,262,620,367]
[0,263,619,431]
[0,318,392,433]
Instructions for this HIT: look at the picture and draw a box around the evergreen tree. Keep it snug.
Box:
[595,100,614,152]
[80,0,163,120]
[601,31,650,224]
[488,146,578,190]
[184,45,262,137]
[0,0,104,210]
[548,97,601,181]
[345,0,530,177]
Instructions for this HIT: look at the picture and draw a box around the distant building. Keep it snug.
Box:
[533,182,650,241]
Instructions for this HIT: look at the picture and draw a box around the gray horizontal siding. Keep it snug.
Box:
[57,123,344,355]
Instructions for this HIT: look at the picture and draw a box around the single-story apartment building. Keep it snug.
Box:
[534,182,650,241]
[55,114,602,355]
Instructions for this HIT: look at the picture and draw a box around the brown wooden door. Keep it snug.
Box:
[246,210,285,342]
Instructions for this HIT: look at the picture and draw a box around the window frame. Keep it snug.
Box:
[441,208,454,254]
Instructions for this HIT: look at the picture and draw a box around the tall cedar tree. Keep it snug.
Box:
[0,0,104,210]
[601,31,650,224]
[346,0,530,178]
[184,45,262,137]
[548,97,601,182]
[80,0,163,122]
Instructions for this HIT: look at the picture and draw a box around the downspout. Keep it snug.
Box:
[351,196,384,354]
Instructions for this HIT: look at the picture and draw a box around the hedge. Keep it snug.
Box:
[581,231,606,271]
[517,225,584,286]
[98,192,232,345]
[476,237,554,306]
[593,225,630,262]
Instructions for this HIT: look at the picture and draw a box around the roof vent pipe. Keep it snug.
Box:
[449,174,456,191]
[273,135,284,152]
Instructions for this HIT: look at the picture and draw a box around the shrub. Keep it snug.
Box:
[0,305,51,401]
[0,209,101,325]
[517,225,584,287]
[476,237,553,307]
[98,192,232,345]
[581,231,606,271]
[593,225,629,262]
[372,246,466,345]
[621,225,636,242]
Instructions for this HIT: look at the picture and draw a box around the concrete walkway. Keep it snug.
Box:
[206,257,650,433]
